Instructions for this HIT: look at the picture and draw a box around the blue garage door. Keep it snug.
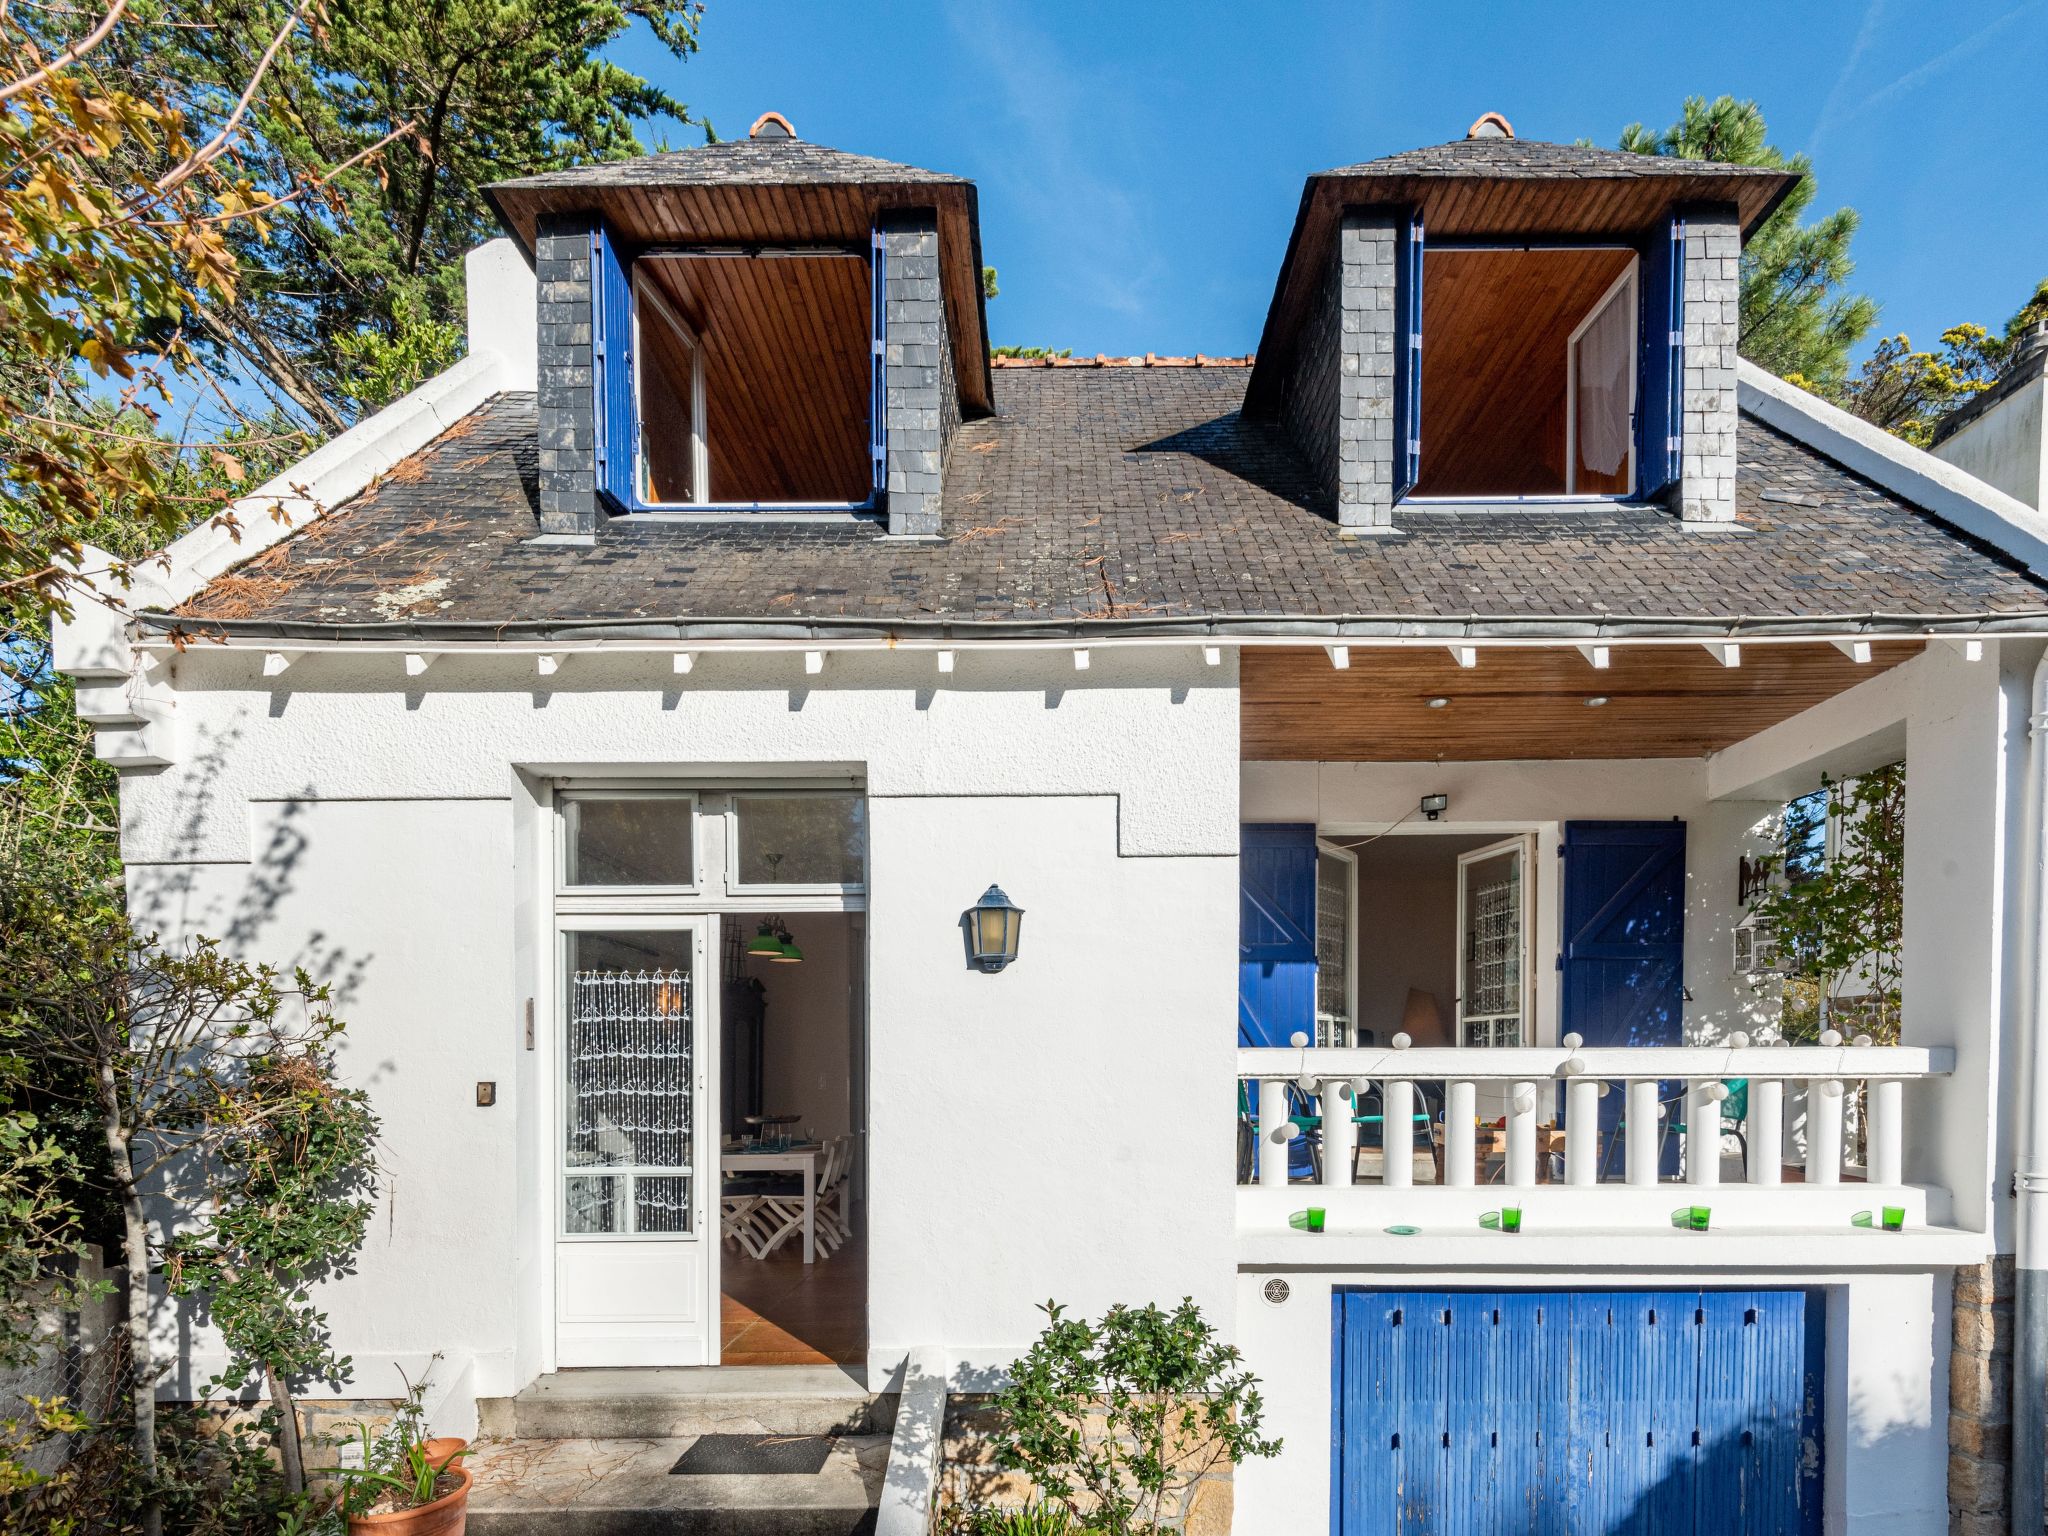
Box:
[1332,1289,1822,1535]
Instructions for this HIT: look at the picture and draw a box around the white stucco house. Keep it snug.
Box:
[52,110,2048,1533]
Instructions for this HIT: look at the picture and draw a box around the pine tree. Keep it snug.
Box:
[1620,95,1877,392]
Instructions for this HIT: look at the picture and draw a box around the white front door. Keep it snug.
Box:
[554,917,718,1366]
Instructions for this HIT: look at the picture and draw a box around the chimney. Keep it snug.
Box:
[1466,111,1514,140]
[750,111,796,141]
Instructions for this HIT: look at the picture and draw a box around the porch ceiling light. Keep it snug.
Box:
[1586,695,1609,707]
[1426,696,1449,709]
[964,884,1024,973]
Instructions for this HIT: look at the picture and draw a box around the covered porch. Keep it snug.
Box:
[1233,635,2014,1253]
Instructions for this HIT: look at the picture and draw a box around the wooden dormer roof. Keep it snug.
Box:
[484,137,993,415]
[1243,136,1799,417]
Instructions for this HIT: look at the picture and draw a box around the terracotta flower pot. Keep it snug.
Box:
[346,1464,472,1536]
[421,1438,469,1472]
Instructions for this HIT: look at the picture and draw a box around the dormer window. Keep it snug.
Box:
[592,230,885,513]
[1407,239,1671,503]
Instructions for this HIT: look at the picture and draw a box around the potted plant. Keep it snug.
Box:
[332,1378,474,1536]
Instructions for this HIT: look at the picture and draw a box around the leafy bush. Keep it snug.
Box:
[985,1298,1279,1536]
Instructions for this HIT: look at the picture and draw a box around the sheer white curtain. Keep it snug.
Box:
[1573,277,1634,488]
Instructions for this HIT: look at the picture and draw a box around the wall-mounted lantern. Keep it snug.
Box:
[963,884,1024,973]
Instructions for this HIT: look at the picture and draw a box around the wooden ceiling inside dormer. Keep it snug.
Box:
[1415,247,1634,498]
[1240,643,1925,760]
[488,179,991,415]
[638,253,872,505]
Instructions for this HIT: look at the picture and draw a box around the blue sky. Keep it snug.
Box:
[611,1,2048,365]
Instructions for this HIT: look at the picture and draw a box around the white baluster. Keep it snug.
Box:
[1323,1080,1357,1188]
[1565,1074,1602,1186]
[1445,1080,1477,1188]
[1626,1079,1661,1186]
[1687,1080,1727,1186]
[1747,1079,1783,1186]
[1259,1077,1292,1189]
[1383,1078,1415,1188]
[1806,1078,1845,1185]
[1868,1077,1905,1186]
[1507,1081,1539,1188]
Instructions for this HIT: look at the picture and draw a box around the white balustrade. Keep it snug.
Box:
[1236,1042,1954,1203]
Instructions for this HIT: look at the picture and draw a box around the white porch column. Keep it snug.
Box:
[1258,1078,1292,1190]
[1506,1081,1539,1188]
[1806,1079,1845,1185]
[1867,1077,1905,1186]
[1563,1041,1601,1186]
[1444,1080,1477,1188]
[1382,1078,1415,1188]
[1322,1081,1357,1188]
[1747,1079,1784,1186]
[1625,1079,1661,1187]
[1687,1081,1725,1186]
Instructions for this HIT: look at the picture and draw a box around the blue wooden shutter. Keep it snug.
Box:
[870,229,888,498]
[1561,820,1687,1174]
[1637,214,1685,499]
[1238,823,1318,1048]
[1392,210,1425,501]
[591,222,637,511]
[1240,823,1318,1178]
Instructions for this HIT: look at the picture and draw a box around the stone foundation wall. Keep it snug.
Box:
[1950,1256,2013,1534]
[937,1396,1232,1535]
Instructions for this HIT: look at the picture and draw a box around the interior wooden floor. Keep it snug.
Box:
[721,1230,867,1366]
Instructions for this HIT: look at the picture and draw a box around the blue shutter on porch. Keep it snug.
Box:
[1392,210,1425,501]
[1240,824,1318,1177]
[591,222,636,511]
[1561,820,1687,1173]
[1636,214,1685,499]
[1239,823,1318,1048]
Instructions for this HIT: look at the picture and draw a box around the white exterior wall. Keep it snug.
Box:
[122,645,1240,1403]
[1933,373,2048,512]
[1234,1266,1949,1536]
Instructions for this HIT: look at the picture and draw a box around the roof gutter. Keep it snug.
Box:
[136,609,2048,649]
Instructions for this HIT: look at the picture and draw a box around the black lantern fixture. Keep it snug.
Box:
[964,884,1024,973]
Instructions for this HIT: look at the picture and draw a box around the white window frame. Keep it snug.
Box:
[724,787,869,900]
[1315,839,1359,1048]
[1564,260,1640,496]
[555,788,701,901]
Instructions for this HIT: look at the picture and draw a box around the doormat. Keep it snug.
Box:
[670,1434,836,1476]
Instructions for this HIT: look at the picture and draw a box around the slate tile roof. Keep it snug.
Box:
[170,370,2048,637]
[485,137,967,193]
[1317,136,1788,185]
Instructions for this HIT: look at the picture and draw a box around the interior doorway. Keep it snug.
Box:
[718,910,866,1366]
[1327,831,1540,1056]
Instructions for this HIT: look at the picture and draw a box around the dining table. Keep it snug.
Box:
[721,1142,821,1262]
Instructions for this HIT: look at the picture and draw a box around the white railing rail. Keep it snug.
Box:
[1238,1034,1956,1192]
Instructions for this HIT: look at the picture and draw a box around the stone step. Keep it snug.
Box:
[477,1366,894,1440]
[466,1434,885,1536]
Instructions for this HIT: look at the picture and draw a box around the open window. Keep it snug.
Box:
[594,228,884,512]
[1395,213,1686,505]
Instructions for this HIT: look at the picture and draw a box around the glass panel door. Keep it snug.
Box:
[563,930,696,1235]
[1457,839,1530,1048]
[555,920,714,1367]
[1568,269,1637,495]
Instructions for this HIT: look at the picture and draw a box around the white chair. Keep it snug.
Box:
[750,1138,844,1259]
[815,1135,854,1251]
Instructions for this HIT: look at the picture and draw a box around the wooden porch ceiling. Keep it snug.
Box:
[1239,642,1924,761]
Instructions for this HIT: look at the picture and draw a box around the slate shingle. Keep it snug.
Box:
[171,371,2048,635]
